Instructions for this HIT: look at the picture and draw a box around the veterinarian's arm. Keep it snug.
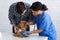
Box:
[27,21,35,25]
[29,29,43,34]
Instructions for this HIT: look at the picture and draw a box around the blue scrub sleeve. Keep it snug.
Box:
[38,17,50,30]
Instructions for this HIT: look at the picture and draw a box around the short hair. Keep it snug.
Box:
[30,1,48,11]
[16,2,26,14]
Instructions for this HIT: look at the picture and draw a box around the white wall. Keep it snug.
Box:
[0,0,60,40]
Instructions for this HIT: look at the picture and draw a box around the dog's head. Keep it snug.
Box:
[18,21,34,31]
[18,21,27,30]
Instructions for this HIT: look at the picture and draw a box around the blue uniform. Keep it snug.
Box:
[31,11,56,40]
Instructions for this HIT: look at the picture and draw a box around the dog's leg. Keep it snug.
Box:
[15,31,28,38]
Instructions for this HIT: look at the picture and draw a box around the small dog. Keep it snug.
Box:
[15,21,35,38]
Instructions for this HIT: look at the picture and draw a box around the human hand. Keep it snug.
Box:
[21,30,30,36]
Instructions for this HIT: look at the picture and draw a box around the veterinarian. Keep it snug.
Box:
[8,2,31,34]
[21,1,57,40]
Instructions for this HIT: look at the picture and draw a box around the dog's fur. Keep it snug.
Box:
[15,21,35,38]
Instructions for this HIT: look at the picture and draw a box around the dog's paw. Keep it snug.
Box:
[15,32,28,38]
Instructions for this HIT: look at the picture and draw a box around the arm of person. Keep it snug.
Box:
[29,15,50,34]
[26,21,35,25]
[8,4,17,33]
[20,28,43,35]
[8,4,16,25]
[29,29,43,34]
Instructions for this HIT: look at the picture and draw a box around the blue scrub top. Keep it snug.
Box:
[31,11,56,40]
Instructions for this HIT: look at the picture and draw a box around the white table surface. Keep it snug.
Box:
[0,25,48,40]
[0,32,48,40]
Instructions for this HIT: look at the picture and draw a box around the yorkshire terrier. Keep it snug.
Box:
[14,21,35,38]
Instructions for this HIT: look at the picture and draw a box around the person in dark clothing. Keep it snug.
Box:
[8,2,31,34]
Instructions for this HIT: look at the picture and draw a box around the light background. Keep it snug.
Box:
[0,0,60,40]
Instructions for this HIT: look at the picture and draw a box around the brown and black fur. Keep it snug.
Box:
[15,21,35,38]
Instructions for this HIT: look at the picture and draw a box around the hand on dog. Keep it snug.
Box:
[13,25,18,33]
[26,21,35,25]
[21,30,30,36]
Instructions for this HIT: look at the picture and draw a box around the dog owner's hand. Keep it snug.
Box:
[13,24,18,33]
